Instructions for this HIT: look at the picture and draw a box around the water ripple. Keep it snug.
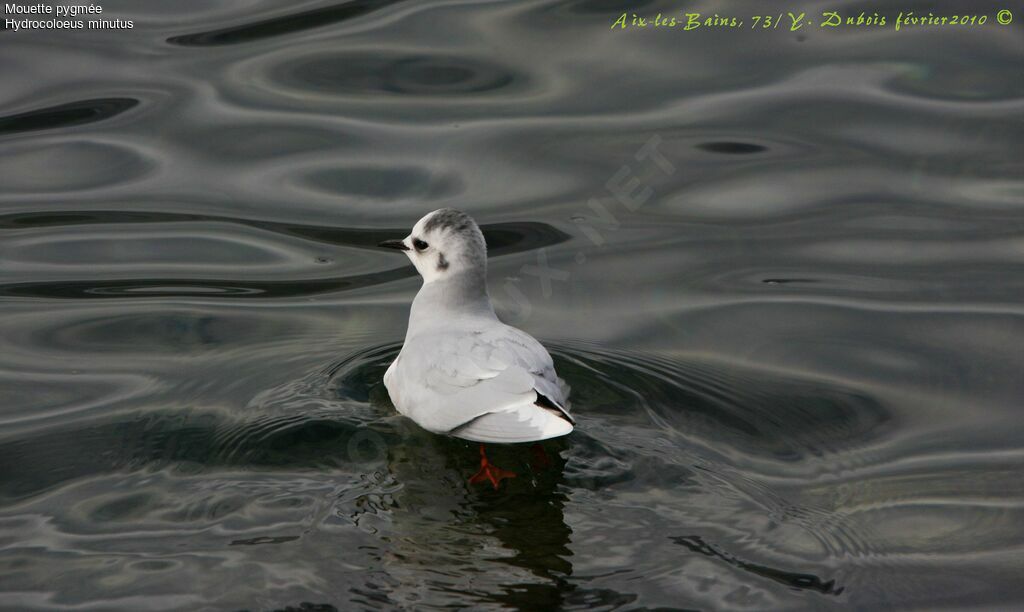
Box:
[672,535,844,595]
[167,0,405,46]
[0,211,569,299]
[0,98,139,137]
[0,341,1019,607]
[0,141,155,193]
[274,52,521,97]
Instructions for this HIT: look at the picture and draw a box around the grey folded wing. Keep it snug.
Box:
[385,325,572,440]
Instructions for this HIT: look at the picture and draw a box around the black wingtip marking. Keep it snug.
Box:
[536,392,575,425]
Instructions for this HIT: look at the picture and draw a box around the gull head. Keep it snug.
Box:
[378,208,487,283]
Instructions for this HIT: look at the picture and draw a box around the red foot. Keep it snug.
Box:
[469,444,516,489]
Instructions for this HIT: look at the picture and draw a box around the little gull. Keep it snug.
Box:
[378,208,574,488]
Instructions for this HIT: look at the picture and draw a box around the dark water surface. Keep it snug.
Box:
[2,0,1023,609]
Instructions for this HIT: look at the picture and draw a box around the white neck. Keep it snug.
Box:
[407,269,496,335]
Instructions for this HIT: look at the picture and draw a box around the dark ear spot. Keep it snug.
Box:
[437,252,449,271]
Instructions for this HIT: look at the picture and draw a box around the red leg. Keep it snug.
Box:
[469,444,516,489]
[530,443,552,470]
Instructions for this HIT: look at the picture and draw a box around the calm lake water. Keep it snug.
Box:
[2,0,1023,609]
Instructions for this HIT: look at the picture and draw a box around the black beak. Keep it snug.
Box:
[378,239,409,251]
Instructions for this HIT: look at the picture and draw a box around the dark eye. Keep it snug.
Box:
[413,238,428,251]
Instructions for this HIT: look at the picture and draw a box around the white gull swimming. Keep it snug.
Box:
[377,208,574,485]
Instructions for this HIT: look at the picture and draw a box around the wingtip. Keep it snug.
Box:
[526,415,573,442]
[536,391,575,425]
[451,405,574,443]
